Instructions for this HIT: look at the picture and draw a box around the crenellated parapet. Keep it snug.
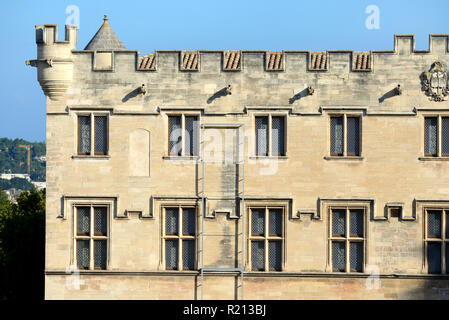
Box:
[128,34,448,74]
[26,24,77,100]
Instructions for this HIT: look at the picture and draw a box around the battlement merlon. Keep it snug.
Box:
[36,24,78,48]
[26,24,78,101]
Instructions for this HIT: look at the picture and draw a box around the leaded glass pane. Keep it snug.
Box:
[347,117,360,156]
[428,210,441,238]
[169,116,182,156]
[442,117,449,156]
[185,116,198,156]
[350,241,363,272]
[94,207,107,236]
[446,211,449,239]
[166,240,178,270]
[269,209,282,236]
[268,241,282,271]
[182,240,195,270]
[332,241,345,272]
[251,241,265,271]
[428,242,441,274]
[255,117,268,156]
[330,116,343,155]
[251,209,265,236]
[94,240,107,269]
[332,209,346,237]
[77,207,90,236]
[78,116,91,154]
[94,116,107,154]
[76,240,90,269]
[446,244,449,275]
[165,208,178,235]
[425,117,438,156]
[182,208,196,235]
[350,209,364,237]
[271,117,285,156]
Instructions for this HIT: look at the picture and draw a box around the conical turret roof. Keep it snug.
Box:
[84,15,126,50]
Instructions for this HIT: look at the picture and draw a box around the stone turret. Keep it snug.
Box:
[26,24,77,101]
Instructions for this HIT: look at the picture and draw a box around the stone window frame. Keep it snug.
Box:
[324,111,363,160]
[421,114,449,159]
[247,204,287,272]
[74,111,110,159]
[423,205,449,274]
[164,112,201,160]
[161,205,198,271]
[252,112,288,158]
[70,199,113,271]
[322,200,371,273]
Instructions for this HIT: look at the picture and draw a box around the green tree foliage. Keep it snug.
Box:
[0,188,8,211]
[0,177,35,191]
[0,189,45,300]
[0,138,46,181]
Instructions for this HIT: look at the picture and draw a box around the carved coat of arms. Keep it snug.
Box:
[422,61,449,101]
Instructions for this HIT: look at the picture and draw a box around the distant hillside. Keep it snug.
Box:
[0,138,46,182]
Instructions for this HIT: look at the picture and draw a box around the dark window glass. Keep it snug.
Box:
[268,241,282,271]
[166,208,179,235]
[78,116,91,155]
[94,116,107,155]
[94,207,107,236]
[182,240,195,270]
[165,240,178,270]
[255,117,268,156]
[76,240,90,269]
[332,209,346,237]
[332,241,345,272]
[428,210,441,238]
[94,240,107,270]
[77,207,90,236]
[442,117,449,156]
[425,117,438,156]
[446,211,449,239]
[251,241,265,271]
[182,208,196,235]
[269,209,282,236]
[446,244,449,275]
[330,116,343,156]
[428,242,441,274]
[350,209,364,237]
[251,209,265,236]
[271,117,285,156]
[169,116,182,156]
[346,117,360,156]
[185,116,198,156]
[350,242,363,272]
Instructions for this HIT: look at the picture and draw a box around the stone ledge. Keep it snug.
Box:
[323,156,364,161]
[71,155,111,160]
[45,270,449,279]
[162,156,200,161]
[248,156,289,160]
[418,157,449,161]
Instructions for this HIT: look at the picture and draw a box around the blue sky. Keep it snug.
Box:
[0,0,448,142]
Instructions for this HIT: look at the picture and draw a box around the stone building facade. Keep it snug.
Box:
[27,16,449,299]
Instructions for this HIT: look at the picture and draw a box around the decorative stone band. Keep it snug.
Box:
[138,53,156,71]
[181,51,199,71]
[353,52,371,71]
[223,51,241,71]
[265,51,284,71]
[309,52,327,71]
